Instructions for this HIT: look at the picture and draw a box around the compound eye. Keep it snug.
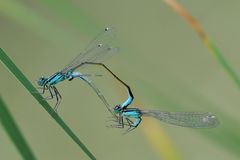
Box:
[114,105,120,110]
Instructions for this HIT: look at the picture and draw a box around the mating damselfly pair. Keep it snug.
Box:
[37,27,219,133]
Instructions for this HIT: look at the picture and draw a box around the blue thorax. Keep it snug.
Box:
[122,108,141,118]
[37,70,83,88]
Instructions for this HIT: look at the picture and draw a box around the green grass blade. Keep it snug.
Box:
[207,41,240,86]
[0,96,36,160]
[0,48,96,160]
[164,0,240,88]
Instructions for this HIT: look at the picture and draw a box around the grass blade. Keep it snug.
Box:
[0,96,36,160]
[164,0,240,88]
[0,48,96,160]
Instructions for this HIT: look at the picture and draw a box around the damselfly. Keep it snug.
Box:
[37,27,118,112]
[86,65,219,133]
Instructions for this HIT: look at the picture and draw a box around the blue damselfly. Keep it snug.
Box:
[86,65,219,133]
[37,27,118,113]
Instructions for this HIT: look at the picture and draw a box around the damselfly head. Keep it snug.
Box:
[37,76,47,86]
[113,105,121,113]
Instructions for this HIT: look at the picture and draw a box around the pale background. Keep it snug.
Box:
[1,0,240,160]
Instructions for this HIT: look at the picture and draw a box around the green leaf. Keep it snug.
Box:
[0,96,36,160]
[0,48,96,160]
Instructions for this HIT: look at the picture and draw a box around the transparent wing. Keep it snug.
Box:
[80,76,117,119]
[61,27,118,73]
[141,110,219,128]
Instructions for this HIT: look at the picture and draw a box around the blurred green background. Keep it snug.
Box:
[1,0,240,160]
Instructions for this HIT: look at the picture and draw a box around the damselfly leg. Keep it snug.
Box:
[107,116,124,128]
[42,86,55,100]
[38,84,62,112]
[52,86,62,112]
